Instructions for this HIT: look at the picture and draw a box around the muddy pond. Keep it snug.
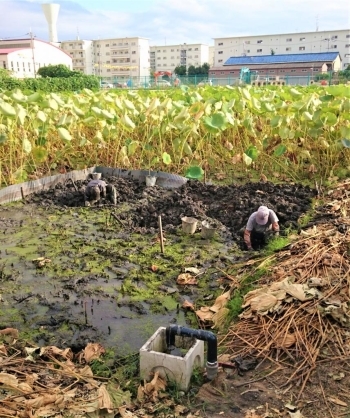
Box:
[0,176,316,356]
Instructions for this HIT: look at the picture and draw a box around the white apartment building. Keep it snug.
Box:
[209,46,215,67]
[0,38,72,78]
[150,43,210,73]
[62,37,150,81]
[60,39,94,74]
[214,29,350,69]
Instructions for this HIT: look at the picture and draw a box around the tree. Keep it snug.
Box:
[339,65,350,80]
[201,63,210,76]
[187,65,197,76]
[0,68,11,81]
[37,64,81,78]
[174,65,186,76]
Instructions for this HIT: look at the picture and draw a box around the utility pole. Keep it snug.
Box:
[27,29,37,78]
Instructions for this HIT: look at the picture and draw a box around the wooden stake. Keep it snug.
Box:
[158,215,165,254]
[20,187,26,203]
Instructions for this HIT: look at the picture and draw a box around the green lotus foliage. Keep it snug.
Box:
[0,84,349,186]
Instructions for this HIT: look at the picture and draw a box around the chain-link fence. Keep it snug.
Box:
[102,72,340,89]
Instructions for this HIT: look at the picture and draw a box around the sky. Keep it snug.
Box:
[0,0,349,46]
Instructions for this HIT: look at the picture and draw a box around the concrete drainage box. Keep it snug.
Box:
[139,326,205,391]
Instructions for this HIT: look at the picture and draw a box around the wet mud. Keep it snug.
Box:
[0,178,317,355]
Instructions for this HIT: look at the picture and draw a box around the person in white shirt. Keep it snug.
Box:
[244,206,279,251]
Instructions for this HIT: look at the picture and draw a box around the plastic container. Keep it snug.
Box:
[181,217,198,234]
[201,220,216,239]
[145,175,157,187]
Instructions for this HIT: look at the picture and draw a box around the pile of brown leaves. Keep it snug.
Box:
[219,180,350,411]
[0,333,132,418]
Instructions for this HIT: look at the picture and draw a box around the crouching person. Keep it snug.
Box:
[244,205,279,251]
[84,179,117,206]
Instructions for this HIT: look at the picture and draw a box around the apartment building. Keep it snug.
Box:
[0,38,72,78]
[150,43,210,73]
[213,29,350,69]
[61,37,150,81]
[60,39,93,74]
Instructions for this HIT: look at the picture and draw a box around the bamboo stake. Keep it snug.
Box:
[158,215,165,254]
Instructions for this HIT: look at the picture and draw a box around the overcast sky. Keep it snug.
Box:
[0,0,349,46]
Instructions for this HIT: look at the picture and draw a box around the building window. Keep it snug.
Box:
[163,57,166,59]
[270,70,275,73]
[246,49,250,53]
[218,59,223,63]
[69,43,73,46]
[157,57,161,60]
[291,69,296,72]
[163,49,166,52]
[194,55,198,58]
[301,69,307,72]
[218,42,223,46]
[280,70,285,72]
[346,35,350,38]
[112,43,116,46]
[132,60,136,63]
[132,51,136,54]
[299,46,305,51]
[96,44,100,48]
[257,49,262,52]
[195,47,199,51]
[157,49,161,52]
[346,44,350,48]
[314,69,319,72]
[171,56,174,59]
[244,40,250,44]
[286,47,292,51]
[333,35,338,39]
[257,40,263,44]
[330,45,337,49]
[131,42,136,45]
[106,52,110,55]
[218,51,223,54]
[229,71,234,74]
[300,37,305,41]
[286,38,292,42]
[105,44,109,47]
[188,48,192,51]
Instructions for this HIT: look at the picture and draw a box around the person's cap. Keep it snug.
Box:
[256,206,269,225]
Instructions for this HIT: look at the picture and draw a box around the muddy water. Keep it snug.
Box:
[0,203,226,355]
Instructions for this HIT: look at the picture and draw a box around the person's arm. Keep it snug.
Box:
[270,210,279,234]
[244,229,253,249]
[272,222,279,231]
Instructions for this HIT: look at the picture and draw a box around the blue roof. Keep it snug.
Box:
[224,52,339,66]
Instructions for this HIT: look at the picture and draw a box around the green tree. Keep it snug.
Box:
[174,65,186,76]
[0,68,12,81]
[37,64,81,78]
[187,65,196,76]
[201,63,210,75]
[339,65,350,80]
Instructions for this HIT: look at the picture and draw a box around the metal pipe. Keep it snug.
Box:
[165,325,218,380]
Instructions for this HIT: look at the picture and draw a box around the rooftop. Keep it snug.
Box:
[224,52,340,66]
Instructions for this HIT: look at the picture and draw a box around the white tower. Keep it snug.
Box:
[41,3,60,43]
